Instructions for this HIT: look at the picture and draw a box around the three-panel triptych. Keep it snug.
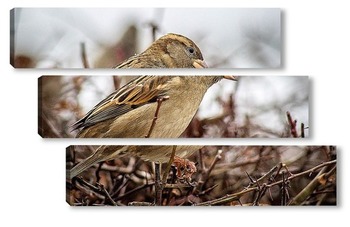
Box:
[11,8,336,206]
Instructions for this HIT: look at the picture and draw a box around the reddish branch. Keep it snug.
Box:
[286,111,298,137]
[145,96,169,138]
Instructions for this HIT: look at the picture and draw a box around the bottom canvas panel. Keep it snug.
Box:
[66,145,336,206]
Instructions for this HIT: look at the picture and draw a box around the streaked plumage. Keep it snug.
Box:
[114,33,207,69]
[73,76,236,138]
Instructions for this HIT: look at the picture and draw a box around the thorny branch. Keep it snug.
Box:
[195,159,336,206]
[68,146,336,206]
[73,177,118,206]
[196,149,223,192]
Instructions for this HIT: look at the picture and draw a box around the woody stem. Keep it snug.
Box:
[145,96,169,138]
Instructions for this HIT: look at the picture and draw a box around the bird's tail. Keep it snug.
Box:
[68,145,128,179]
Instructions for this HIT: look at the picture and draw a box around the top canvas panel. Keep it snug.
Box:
[10,8,281,68]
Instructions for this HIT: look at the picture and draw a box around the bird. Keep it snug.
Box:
[72,33,237,137]
[69,76,236,179]
[72,76,237,138]
[69,145,203,179]
[113,33,208,69]
[70,33,237,179]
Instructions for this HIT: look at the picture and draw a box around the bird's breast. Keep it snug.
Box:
[107,78,207,138]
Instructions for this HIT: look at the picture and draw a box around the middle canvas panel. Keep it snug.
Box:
[38,75,309,138]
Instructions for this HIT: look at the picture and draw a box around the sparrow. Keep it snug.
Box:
[70,33,237,180]
[72,76,237,138]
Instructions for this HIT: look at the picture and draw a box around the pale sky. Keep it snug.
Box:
[13,8,281,68]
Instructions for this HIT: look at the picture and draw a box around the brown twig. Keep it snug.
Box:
[80,42,89,68]
[195,188,256,206]
[145,96,169,138]
[161,146,177,205]
[113,76,121,90]
[269,160,336,188]
[128,202,153,206]
[286,111,298,137]
[39,111,62,138]
[164,183,193,189]
[246,165,278,188]
[252,183,268,206]
[96,182,118,206]
[198,148,205,171]
[115,182,155,201]
[73,177,118,206]
[154,162,162,206]
[301,123,305,138]
[95,162,103,182]
[196,149,222,192]
[280,172,290,205]
[198,184,219,196]
[148,22,159,42]
[271,162,293,182]
[196,159,336,206]
[289,163,336,205]
[162,146,177,185]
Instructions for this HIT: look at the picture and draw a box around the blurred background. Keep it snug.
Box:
[11,8,281,68]
[39,75,309,138]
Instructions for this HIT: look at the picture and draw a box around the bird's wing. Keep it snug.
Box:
[72,76,172,130]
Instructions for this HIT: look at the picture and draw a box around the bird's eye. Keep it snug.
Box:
[187,47,195,54]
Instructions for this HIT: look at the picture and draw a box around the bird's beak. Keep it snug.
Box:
[223,75,238,81]
[193,59,208,68]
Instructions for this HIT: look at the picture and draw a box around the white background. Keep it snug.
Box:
[1,1,348,227]
[13,8,281,68]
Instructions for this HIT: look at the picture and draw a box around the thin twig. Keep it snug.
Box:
[286,111,298,137]
[301,123,305,138]
[196,149,222,192]
[162,146,177,185]
[269,160,336,188]
[115,182,155,201]
[246,165,278,188]
[96,182,118,206]
[74,177,118,206]
[195,188,256,206]
[253,183,268,206]
[128,202,153,206]
[145,96,169,138]
[160,146,177,205]
[154,162,162,205]
[289,163,336,205]
[95,162,103,182]
[80,42,89,68]
[148,22,158,42]
[198,184,219,196]
[196,160,336,206]
[280,172,290,205]
[271,162,293,182]
[198,148,205,171]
